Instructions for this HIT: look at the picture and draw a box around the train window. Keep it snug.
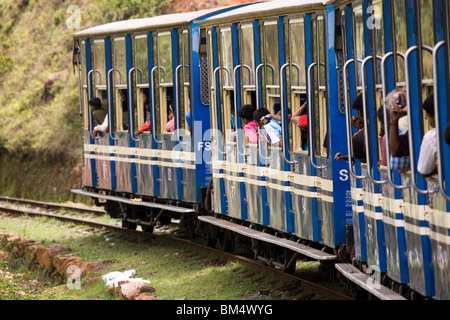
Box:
[218,26,235,143]
[93,39,106,88]
[177,29,190,133]
[313,14,328,157]
[419,0,435,133]
[113,37,129,132]
[135,34,149,85]
[208,28,217,132]
[93,39,108,120]
[352,3,365,89]
[154,31,174,135]
[392,0,407,85]
[262,20,280,114]
[289,17,307,153]
[370,0,386,164]
[239,23,256,109]
[134,34,150,135]
[81,40,89,130]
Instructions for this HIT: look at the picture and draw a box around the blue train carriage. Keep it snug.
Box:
[71,8,240,233]
[333,0,450,300]
[195,0,353,271]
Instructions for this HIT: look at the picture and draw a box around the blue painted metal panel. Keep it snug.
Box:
[404,0,435,297]
[326,5,352,248]
[363,0,387,273]
[147,31,161,198]
[85,38,98,188]
[345,3,366,263]
[191,21,213,203]
[304,13,321,242]
[105,36,117,191]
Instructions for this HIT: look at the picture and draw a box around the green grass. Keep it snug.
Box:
[0,214,293,300]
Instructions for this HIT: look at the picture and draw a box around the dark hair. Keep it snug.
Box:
[253,108,270,122]
[423,94,434,118]
[351,93,363,114]
[239,104,256,121]
[89,97,102,110]
[444,123,450,146]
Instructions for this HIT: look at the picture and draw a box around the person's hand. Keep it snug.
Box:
[334,152,348,161]
[351,116,364,130]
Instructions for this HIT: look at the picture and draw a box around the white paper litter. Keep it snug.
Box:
[102,269,151,287]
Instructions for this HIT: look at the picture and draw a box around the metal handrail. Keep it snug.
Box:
[213,66,230,155]
[307,62,329,170]
[175,64,190,144]
[128,67,143,143]
[150,66,165,144]
[405,45,438,195]
[233,65,250,158]
[381,51,409,190]
[280,63,301,165]
[361,55,387,185]
[87,69,102,138]
[107,68,123,141]
[342,59,368,180]
[433,41,450,200]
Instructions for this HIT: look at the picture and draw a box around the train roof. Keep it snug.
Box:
[196,0,327,27]
[73,6,235,39]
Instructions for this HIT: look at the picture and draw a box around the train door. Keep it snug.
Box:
[259,18,290,233]
[209,27,228,215]
[284,15,320,242]
[340,2,384,270]
[429,0,450,300]
[370,0,410,287]
[91,38,112,191]
[132,33,154,197]
[307,13,334,246]
[111,35,133,193]
[388,0,436,297]
[78,39,94,188]
[236,21,264,225]
[215,24,248,220]
[150,30,179,200]
[176,28,196,202]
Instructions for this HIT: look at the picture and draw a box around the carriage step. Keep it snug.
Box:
[335,263,407,300]
[198,215,336,261]
[71,189,195,214]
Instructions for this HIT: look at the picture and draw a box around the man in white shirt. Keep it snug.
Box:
[93,114,108,137]
[417,95,437,177]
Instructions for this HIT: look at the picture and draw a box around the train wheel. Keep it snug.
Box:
[141,213,154,233]
[281,249,297,274]
[218,229,234,253]
[122,219,137,230]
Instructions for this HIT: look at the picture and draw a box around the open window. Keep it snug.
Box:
[217,26,235,145]
[81,40,89,130]
[310,13,329,158]
[134,34,150,135]
[238,22,257,145]
[262,19,280,115]
[113,36,129,132]
[288,17,308,153]
[177,29,191,134]
[153,31,174,136]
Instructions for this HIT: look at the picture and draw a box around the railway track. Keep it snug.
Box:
[0,197,352,300]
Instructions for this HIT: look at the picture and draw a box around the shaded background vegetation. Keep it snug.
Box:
[0,0,253,202]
